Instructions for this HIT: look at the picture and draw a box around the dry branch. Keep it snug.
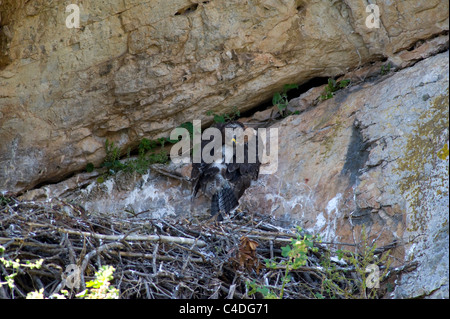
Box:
[28,222,207,247]
[110,251,204,263]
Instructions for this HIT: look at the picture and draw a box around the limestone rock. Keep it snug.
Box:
[240,51,449,299]
[1,0,448,193]
[19,161,209,220]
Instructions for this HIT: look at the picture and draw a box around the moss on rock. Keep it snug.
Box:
[395,87,449,233]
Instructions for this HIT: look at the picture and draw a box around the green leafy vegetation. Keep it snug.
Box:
[95,137,170,180]
[394,89,449,232]
[0,245,44,290]
[0,196,11,206]
[207,105,241,123]
[25,265,119,299]
[178,121,194,139]
[272,83,300,117]
[85,162,94,173]
[73,266,119,299]
[91,119,203,180]
[380,62,392,75]
[102,139,126,174]
[317,228,392,299]
[248,227,318,299]
[247,226,393,299]
[320,78,350,100]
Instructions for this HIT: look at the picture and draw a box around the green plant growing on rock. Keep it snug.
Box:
[380,62,392,75]
[124,138,170,174]
[207,106,241,123]
[178,121,194,139]
[103,139,125,174]
[272,83,300,117]
[320,78,350,100]
[97,137,170,180]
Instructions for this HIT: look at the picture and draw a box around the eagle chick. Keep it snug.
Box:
[191,121,260,220]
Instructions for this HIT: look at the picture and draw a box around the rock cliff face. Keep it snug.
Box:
[18,50,449,299]
[1,0,449,299]
[0,0,448,193]
[241,51,449,298]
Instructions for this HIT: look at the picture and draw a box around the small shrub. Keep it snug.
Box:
[178,121,194,139]
[75,266,119,299]
[102,139,125,174]
[317,226,393,299]
[248,227,318,299]
[247,225,393,299]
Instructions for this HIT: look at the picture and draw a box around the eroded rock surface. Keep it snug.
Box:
[240,51,449,298]
[1,0,448,193]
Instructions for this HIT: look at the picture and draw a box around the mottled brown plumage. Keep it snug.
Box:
[191,121,260,219]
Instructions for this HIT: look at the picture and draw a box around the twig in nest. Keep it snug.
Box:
[0,195,406,299]
[110,250,205,263]
[28,222,207,247]
[382,261,419,281]
[80,242,125,274]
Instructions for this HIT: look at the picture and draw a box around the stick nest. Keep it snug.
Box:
[0,197,411,299]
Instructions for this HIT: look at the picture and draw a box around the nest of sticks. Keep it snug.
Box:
[0,196,415,299]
